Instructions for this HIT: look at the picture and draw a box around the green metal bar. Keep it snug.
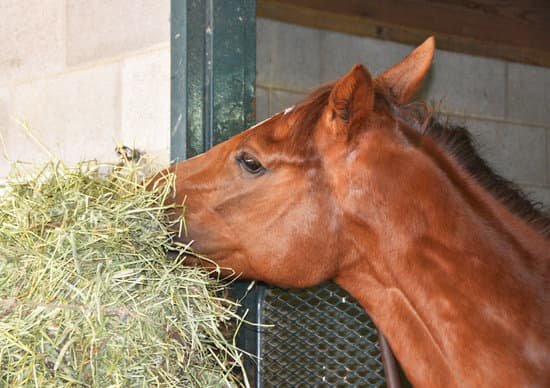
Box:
[171,0,256,162]
[170,0,188,162]
[170,1,258,385]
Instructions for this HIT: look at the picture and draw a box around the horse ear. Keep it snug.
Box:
[328,64,374,137]
[377,36,435,104]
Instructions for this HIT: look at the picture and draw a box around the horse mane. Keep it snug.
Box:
[289,82,550,238]
[391,97,550,238]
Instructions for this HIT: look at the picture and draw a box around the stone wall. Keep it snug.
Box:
[0,0,170,177]
[1,4,548,207]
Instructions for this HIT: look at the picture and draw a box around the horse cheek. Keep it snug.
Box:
[255,204,337,288]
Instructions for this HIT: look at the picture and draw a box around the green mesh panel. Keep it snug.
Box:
[259,282,386,387]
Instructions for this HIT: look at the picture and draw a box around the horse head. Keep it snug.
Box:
[161,37,435,288]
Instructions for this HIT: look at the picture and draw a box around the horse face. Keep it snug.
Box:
[165,37,436,288]
[168,110,341,287]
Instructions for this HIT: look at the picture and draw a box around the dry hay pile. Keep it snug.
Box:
[0,160,248,387]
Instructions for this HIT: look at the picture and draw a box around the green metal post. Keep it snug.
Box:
[170,0,258,385]
[171,0,255,162]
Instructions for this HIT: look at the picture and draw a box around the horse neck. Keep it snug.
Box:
[333,137,549,387]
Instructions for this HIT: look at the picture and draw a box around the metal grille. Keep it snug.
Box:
[259,282,386,387]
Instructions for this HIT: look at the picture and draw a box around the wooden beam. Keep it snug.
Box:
[257,0,550,68]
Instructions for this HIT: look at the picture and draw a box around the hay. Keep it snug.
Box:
[0,160,248,387]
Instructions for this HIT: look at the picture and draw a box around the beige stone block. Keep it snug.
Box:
[257,19,322,90]
[507,63,550,126]
[448,116,546,186]
[7,64,121,166]
[0,161,9,180]
[320,31,412,82]
[255,87,270,121]
[0,88,11,178]
[270,90,306,116]
[0,156,10,179]
[547,129,550,185]
[66,0,170,65]
[418,50,506,118]
[0,88,9,129]
[121,49,170,161]
[521,185,550,208]
[0,0,65,84]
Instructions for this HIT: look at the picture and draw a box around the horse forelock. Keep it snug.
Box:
[285,83,333,154]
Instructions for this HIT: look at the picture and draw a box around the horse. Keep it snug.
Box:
[158,37,550,387]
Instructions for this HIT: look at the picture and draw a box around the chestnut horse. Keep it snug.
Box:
[161,37,549,387]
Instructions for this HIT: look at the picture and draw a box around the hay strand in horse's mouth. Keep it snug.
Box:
[0,159,248,387]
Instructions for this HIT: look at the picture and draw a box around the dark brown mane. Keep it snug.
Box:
[291,83,550,237]
[390,99,550,238]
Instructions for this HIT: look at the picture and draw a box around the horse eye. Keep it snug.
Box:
[238,152,265,174]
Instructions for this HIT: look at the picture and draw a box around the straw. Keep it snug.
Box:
[0,159,248,387]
